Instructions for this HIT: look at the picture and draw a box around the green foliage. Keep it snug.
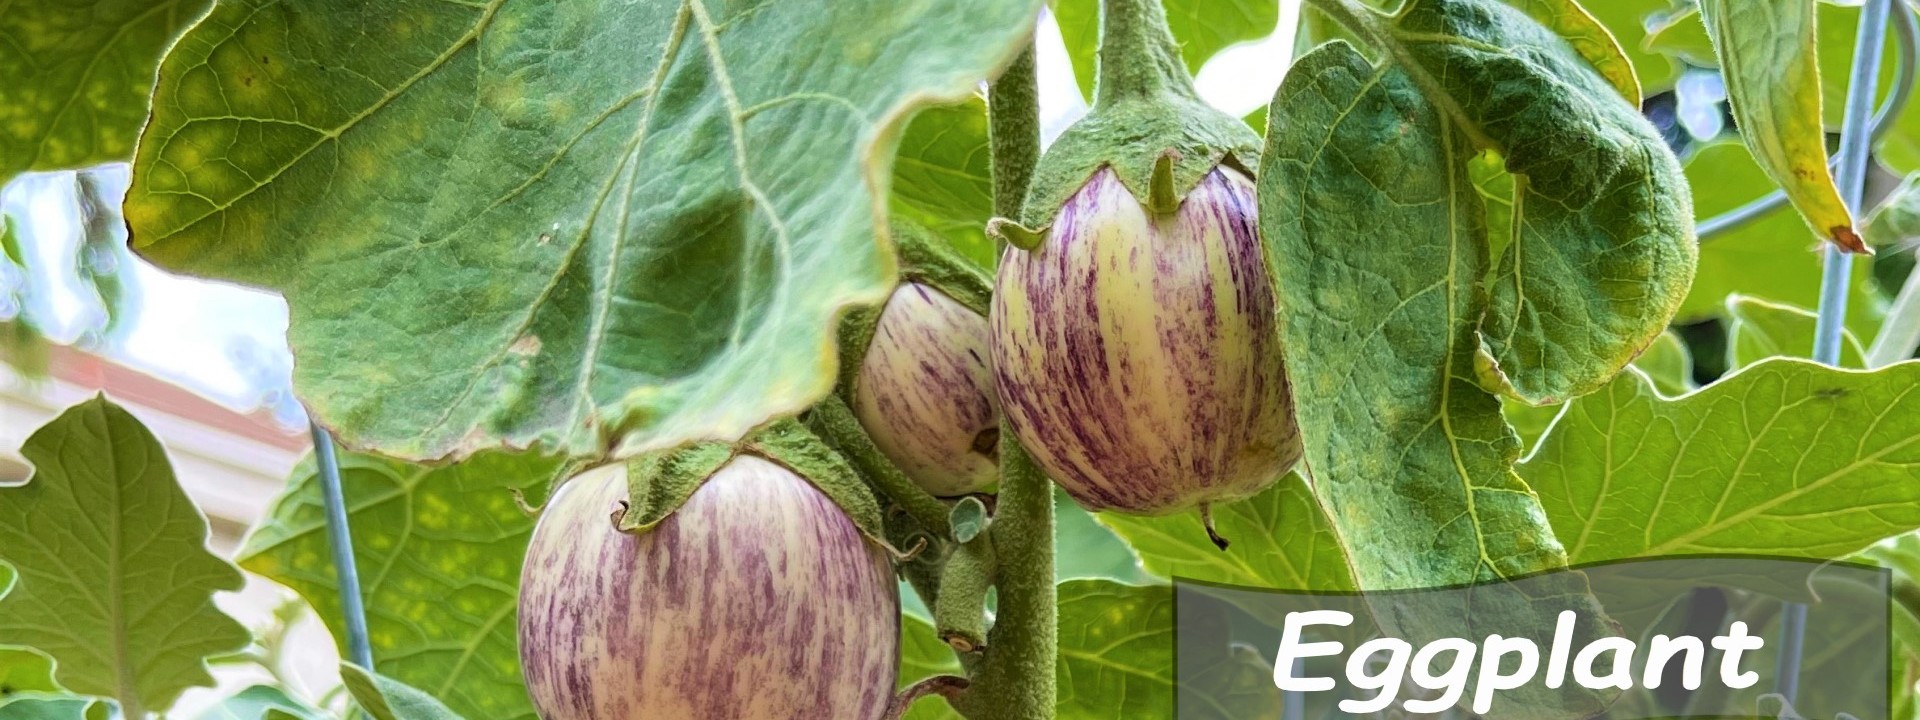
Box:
[0,699,105,720]
[898,617,964,720]
[340,665,464,720]
[1499,0,1642,103]
[240,451,568,720]
[1697,0,1861,252]
[1682,142,1886,341]
[0,0,211,185]
[190,686,322,720]
[123,0,1044,463]
[1526,359,1920,563]
[1054,580,1277,720]
[1051,0,1279,103]
[891,97,997,270]
[0,397,249,718]
[1726,294,1867,369]
[1101,475,1353,593]
[1578,0,1683,91]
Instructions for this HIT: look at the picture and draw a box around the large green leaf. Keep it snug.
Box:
[124,0,1043,463]
[1698,0,1860,253]
[1725,294,1866,369]
[1526,359,1920,563]
[1099,474,1353,592]
[0,0,211,185]
[1682,142,1885,340]
[0,397,249,718]
[240,451,567,720]
[1051,0,1278,103]
[0,699,104,720]
[1260,2,1689,712]
[890,97,996,270]
[1054,580,1278,720]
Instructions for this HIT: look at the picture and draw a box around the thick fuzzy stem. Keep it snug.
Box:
[989,45,1041,225]
[952,428,1057,720]
[1094,0,1201,106]
[810,395,953,538]
[934,535,997,652]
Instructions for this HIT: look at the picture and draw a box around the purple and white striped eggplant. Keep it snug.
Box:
[992,165,1302,515]
[518,455,899,719]
[854,282,1000,497]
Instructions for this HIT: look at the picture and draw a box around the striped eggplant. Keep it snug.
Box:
[518,455,899,719]
[853,282,1000,497]
[992,165,1302,516]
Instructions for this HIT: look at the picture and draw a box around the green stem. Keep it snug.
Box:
[934,535,997,652]
[810,395,952,538]
[989,45,1040,224]
[952,428,1056,720]
[1094,0,1202,106]
[955,35,1057,720]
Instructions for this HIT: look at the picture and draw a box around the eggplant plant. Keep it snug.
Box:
[5,0,1920,719]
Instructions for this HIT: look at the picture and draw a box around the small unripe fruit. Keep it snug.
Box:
[853,283,1000,497]
[518,455,899,719]
[992,166,1302,515]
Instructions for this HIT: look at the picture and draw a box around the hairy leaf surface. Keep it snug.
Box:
[0,0,210,185]
[125,0,1043,462]
[1499,0,1640,103]
[0,397,248,716]
[241,451,568,720]
[1527,360,1920,563]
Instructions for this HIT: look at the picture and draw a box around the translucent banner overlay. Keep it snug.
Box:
[1175,558,1890,719]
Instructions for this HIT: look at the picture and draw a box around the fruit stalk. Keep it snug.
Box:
[1095,0,1195,105]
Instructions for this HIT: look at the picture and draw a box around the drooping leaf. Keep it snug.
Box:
[1698,0,1860,253]
[339,665,464,720]
[1499,0,1642,103]
[1526,359,1920,564]
[1053,580,1278,720]
[125,0,1045,463]
[1051,0,1279,103]
[190,685,322,720]
[1725,294,1866,369]
[1682,142,1885,341]
[0,0,212,185]
[890,97,996,271]
[0,397,249,717]
[1100,474,1353,592]
[896,616,963,720]
[1261,6,1653,708]
[240,451,568,720]
[1382,0,1698,405]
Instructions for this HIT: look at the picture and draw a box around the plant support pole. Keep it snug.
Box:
[311,422,375,670]
[1778,0,1893,703]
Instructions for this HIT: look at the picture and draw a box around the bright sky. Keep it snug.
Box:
[1,7,1301,424]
